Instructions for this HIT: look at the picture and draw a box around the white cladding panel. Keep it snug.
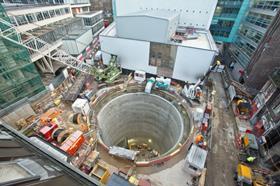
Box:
[76,29,93,54]
[173,47,215,82]
[62,29,93,55]
[116,16,168,43]
[100,36,215,83]
[114,0,217,29]
[62,40,79,55]
[100,36,157,74]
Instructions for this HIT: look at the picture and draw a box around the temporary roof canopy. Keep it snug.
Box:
[186,145,208,170]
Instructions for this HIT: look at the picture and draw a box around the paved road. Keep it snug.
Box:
[205,73,238,186]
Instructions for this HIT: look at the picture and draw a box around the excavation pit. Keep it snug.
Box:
[97,93,185,161]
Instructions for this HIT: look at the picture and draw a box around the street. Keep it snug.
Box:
[205,73,239,186]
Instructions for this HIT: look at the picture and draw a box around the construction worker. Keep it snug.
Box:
[246,156,256,163]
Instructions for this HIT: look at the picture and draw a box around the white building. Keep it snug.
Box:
[3,3,94,74]
[113,0,217,29]
[116,10,179,43]
[62,28,93,55]
[64,0,91,15]
[75,10,104,37]
[6,4,73,33]
[100,0,218,83]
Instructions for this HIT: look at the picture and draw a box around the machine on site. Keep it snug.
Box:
[235,163,268,186]
[72,98,90,116]
[134,70,146,83]
[145,77,156,94]
[235,97,252,119]
[60,130,85,156]
[155,76,171,90]
[182,61,221,101]
[91,55,122,84]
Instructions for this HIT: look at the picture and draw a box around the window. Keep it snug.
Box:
[26,13,36,23]
[42,11,50,19]
[15,15,28,25]
[83,18,91,26]
[9,16,17,26]
[55,9,61,16]
[60,8,65,15]
[271,95,280,115]
[272,102,280,115]
[64,8,69,14]
[49,10,55,17]
[35,12,44,21]
[189,164,198,171]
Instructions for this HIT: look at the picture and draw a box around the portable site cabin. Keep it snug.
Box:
[183,144,208,176]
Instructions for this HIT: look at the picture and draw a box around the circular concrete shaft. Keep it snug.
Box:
[97,93,184,156]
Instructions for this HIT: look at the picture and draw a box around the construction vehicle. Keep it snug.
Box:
[235,98,252,119]
[91,55,122,83]
[60,130,85,156]
[155,77,171,90]
[39,122,58,141]
[145,77,156,94]
[239,133,259,163]
[134,70,146,83]
[235,163,268,186]
[182,61,221,100]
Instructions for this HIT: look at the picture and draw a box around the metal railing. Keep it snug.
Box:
[0,17,93,74]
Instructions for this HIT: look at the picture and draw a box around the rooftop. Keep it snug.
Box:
[118,10,179,21]
[100,23,218,51]
[3,3,69,11]
[187,145,208,170]
[29,17,82,37]
[63,27,91,40]
[75,10,103,18]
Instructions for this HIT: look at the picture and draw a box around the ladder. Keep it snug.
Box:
[0,17,93,74]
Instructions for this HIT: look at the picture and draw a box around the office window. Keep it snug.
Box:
[35,12,44,21]
[64,8,69,14]
[9,16,17,26]
[49,10,55,17]
[42,11,50,19]
[15,15,28,25]
[83,18,91,26]
[26,13,36,23]
[55,9,61,16]
[60,8,65,15]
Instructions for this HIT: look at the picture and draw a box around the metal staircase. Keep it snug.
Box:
[0,17,93,74]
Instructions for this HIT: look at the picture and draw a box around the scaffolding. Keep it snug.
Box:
[0,4,45,109]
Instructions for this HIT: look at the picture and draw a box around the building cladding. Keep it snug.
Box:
[210,0,250,43]
[116,10,180,43]
[245,9,280,90]
[250,69,280,171]
[100,0,218,83]
[228,0,280,80]
[0,4,45,109]
[113,0,218,30]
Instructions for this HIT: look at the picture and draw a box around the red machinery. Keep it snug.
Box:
[60,130,85,156]
[39,122,58,141]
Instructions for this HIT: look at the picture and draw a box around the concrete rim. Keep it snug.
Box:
[97,92,185,161]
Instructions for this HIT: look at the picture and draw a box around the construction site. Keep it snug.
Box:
[0,0,280,186]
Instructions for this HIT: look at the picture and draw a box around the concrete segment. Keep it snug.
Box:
[97,93,184,156]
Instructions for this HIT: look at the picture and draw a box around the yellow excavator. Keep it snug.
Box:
[235,163,268,186]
